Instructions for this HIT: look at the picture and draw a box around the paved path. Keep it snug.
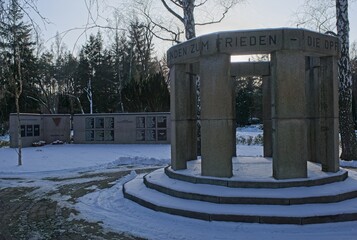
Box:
[0,169,153,240]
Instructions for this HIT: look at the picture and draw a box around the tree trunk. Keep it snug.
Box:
[16,93,22,166]
[336,0,357,160]
[14,70,23,166]
[183,0,196,40]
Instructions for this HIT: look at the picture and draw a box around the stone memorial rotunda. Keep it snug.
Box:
[124,28,357,224]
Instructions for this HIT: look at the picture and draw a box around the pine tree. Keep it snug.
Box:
[127,19,155,82]
[110,30,129,112]
[78,32,104,114]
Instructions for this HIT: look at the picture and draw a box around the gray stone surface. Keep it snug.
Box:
[200,54,234,177]
[167,29,340,66]
[262,76,272,157]
[171,120,197,170]
[144,170,357,205]
[271,50,307,119]
[73,112,170,144]
[170,64,197,170]
[9,114,70,147]
[271,50,308,179]
[273,119,308,179]
[231,62,270,77]
[169,28,340,179]
[124,168,357,225]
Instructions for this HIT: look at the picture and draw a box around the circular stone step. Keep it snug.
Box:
[144,168,357,205]
[165,158,348,188]
[123,172,357,225]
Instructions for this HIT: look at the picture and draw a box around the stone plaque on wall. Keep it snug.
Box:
[146,129,156,141]
[95,118,104,129]
[105,117,114,129]
[95,130,104,141]
[146,117,156,128]
[34,125,40,136]
[136,129,145,141]
[136,117,145,128]
[85,130,94,141]
[104,130,114,141]
[157,116,167,128]
[85,118,94,129]
[26,125,33,137]
[21,125,25,137]
[158,129,167,141]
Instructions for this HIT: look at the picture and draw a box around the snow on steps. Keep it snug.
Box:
[123,170,357,225]
[143,168,357,205]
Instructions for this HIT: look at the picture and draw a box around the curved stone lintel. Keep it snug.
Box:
[167,28,340,66]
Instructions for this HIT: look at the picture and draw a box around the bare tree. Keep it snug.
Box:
[336,0,357,160]
[1,0,45,165]
[136,0,244,155]
[1,0,27,165]
[135,0,243,42]
[294,0,336,32]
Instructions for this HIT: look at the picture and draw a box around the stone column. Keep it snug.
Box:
[170,64,197,170]
[271,50,308,179]
[200,54,234,178]
[318,56,339,172]
[305,57,321,163]
[262,75,272,157]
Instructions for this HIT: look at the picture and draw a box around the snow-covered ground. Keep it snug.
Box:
[1,127,357,239]
[0,135,9,142]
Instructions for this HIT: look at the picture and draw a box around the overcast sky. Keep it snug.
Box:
[33,0,357,56]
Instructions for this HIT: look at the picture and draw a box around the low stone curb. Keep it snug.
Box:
[123,183,357,225]
[143,174,357,205]
[165,166,348,188]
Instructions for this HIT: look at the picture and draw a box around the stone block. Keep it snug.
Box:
[218,29,283,55]
[263,120,273,157]
[289,195,339,205]
[231,62,270,77]
[319,57,339,118]
[301,214,357,225]
[303,30,340,57]
[317,117,339,173]
[271,50,306,119]
[157,206,210,221]
[171,120,197,170]
[262,76,273,157]
[199,32,220,57]
[170,64,197,121]
[259,216,302,225]
[167,38,201,66]
[211,214,260,223]
[273,119,308,179]
[306,119,319,163]
[195,177,228,187]
[200,54,234,119]
[167,28,340,66]
[165,167,198,183]
[282,28,304,50]
[305,57,320,119]
[201,119,234,178]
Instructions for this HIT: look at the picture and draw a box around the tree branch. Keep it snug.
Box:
[160,0,184,23]
[141,9,182,43]
[169,0,183,8]
[195,6,229,26]
[195,0,208,8]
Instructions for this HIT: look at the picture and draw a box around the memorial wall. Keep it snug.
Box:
[9,112,170,147]
[9,113,71,147]
[72,113,170,144]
